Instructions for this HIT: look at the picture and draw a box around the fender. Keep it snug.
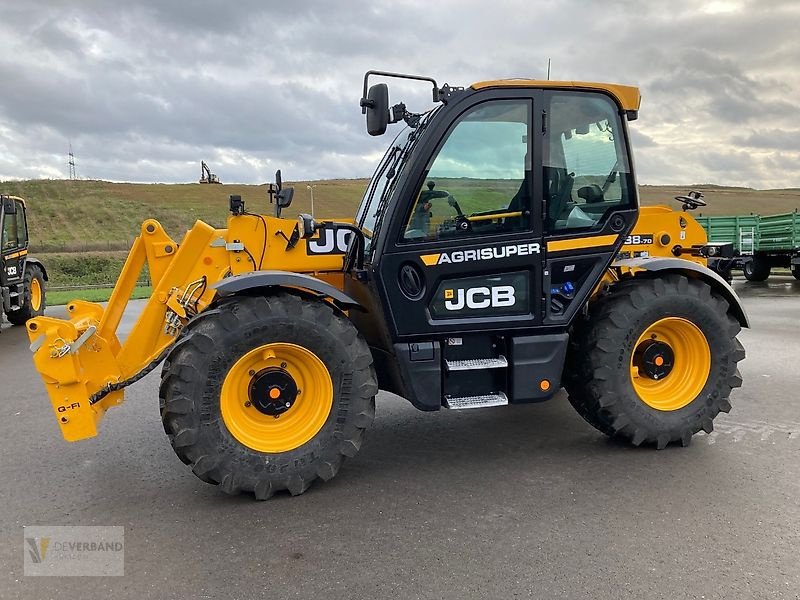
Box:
[614,257,750,328]
[212,270,362,310]
[25,256,48,281]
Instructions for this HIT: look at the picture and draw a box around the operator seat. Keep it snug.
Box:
[545,166,574,229]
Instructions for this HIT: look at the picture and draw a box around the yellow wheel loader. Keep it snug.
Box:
[2,195,47,327]
[26,71,747,499]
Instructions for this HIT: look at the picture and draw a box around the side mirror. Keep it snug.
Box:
[277,187,294,209]
[363,83,389,136]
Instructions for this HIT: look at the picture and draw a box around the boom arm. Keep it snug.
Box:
[27,219,228,441]
[26,212,355,442]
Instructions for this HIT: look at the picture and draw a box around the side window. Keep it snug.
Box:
[403,100,530,242]
[543,93,633,232]
[2,208,18,251]
[15,202,27,247]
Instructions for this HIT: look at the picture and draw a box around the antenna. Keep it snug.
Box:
[68,143,77,180]
[547,58,551,81]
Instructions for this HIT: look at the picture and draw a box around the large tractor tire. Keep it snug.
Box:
[7,264,46,325]
[564,275,744,449]
[159,293,378,499]
[743,257,770,282]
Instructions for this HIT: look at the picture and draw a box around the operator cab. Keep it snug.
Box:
[338,71,641,408]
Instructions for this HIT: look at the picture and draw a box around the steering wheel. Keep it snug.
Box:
[675,190,706,211]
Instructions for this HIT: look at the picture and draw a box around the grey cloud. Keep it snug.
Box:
[0,0,798,187]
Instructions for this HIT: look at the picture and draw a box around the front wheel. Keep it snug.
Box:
[565,275,745,448]
[159,293,378,499]
[7,264,46,325]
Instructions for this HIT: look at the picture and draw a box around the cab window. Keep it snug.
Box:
[543,93,633,232]
[403,100,531,242]
[3,200,27,250]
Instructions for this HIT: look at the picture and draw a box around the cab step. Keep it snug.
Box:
[444,392,508,410]
[445,355,508,371]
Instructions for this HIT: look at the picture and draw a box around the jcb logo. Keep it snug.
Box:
[307,227,353,255]
[6,266,17,276]
[444,285,516,311]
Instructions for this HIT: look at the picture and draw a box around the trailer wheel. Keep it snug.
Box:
[159,293,377,499]
[743,257,770,282]
[565,275,744,449]
[7,264,46,325]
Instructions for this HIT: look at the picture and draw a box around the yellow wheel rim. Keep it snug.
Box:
[30,277,42,312]
[630,317,711,411]
[220,343,333,453]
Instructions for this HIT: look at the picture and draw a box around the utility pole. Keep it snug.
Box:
[306,184,317,216]
[68,143,77,180]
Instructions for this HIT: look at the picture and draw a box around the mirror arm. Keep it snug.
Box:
[361,70,440,112]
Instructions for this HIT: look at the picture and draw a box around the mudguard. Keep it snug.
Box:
[25,256,48,280]
[614,257,750,328]
[212,270,362,310]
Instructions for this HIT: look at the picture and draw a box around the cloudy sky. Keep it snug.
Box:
[0,0,798,188]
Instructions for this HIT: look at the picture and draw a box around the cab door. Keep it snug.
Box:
[375,93,544,340]
[0,198,28,288]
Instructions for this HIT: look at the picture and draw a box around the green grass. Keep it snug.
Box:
[3,179,367,253]
[46,286,153,306]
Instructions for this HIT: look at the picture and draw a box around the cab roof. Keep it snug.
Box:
[470,79,641,112]
[0,194,26,207]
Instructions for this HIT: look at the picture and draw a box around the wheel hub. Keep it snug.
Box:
[633,340,674,380]
[249,368,298,416]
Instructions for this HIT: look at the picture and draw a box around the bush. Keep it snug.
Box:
[38,252,143,287]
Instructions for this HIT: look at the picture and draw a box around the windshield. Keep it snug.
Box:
[355,108,439,253]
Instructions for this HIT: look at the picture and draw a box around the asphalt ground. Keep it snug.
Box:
[1,276,799,599]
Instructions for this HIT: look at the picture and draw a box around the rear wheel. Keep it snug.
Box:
[7,264,46,325]
[159,293,377,499]
[743,257,770,282]
[565,275,745,448]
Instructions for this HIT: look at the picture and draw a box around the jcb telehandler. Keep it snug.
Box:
[1,195,47,328]
[27,71,747,499]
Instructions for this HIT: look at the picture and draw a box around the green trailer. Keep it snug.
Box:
[695,210,800,281]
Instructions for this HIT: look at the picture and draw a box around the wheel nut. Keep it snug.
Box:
[285,402,291,408]
[249,370,255,376]
[244,401,252,407]
[280,362,287,369]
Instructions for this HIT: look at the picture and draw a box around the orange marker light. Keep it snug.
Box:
[540,379,551,392]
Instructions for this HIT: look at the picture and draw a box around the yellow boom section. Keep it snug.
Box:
[26,214,349,442]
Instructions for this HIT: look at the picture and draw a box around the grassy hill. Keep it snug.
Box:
[2,178,798,290]
[3,179,799,253]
